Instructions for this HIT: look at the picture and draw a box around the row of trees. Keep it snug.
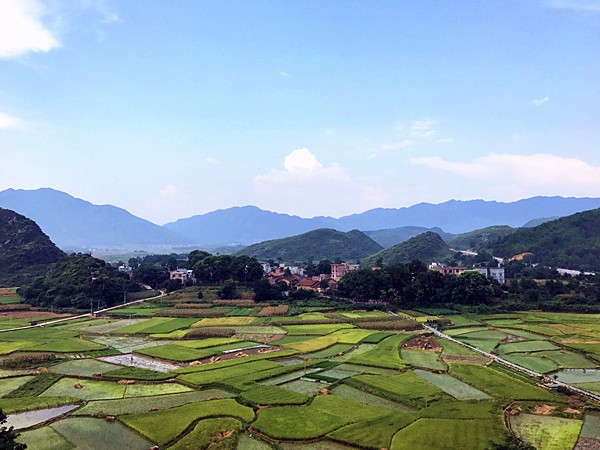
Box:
[337,261,497,307]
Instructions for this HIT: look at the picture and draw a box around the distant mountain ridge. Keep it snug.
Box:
[237,228,383,263]
[0,188,191,249]
[3,188,600,249]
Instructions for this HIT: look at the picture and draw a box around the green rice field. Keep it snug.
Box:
[0,303,597,449]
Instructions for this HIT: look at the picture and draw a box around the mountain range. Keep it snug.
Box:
[2,188,600,250]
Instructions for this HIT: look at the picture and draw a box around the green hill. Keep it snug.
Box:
[237,229,383,263]
[362,231,452,267]
[0,208,65,286]
[446,226,515,250]
[364,226,453,248]
[489,208,600,271]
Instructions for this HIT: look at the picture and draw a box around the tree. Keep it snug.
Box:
[451,271,495,305]
[218,280,239,299]
[487,432,535,450]
[0,409,26,449]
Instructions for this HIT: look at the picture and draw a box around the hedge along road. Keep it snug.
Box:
[420,321,600,403]
[0,290,166,333]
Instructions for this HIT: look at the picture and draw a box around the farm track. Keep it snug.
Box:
[0,291,166,333]
[421,321,600,403]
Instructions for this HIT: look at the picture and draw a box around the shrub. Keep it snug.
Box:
[0,353,57,369]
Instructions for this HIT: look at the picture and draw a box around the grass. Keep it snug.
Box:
[361,332,394,344]
[0,375,34,396]
[285,335,339,353]
[50,417,152,450]
[166,417,242,450]
[236,433,273,450]
[48,359,118,377]
[449,364,558,401]
[177,360,282,386]
[330,384,415,412]
[134,318,198,334]
[172,349,297,375]
[511,414,583,450]
[251,395,390,440]
[0,396,80,414]
[113,317,171,334]
[347,371,450,409]
[240,385,308,405]
[401,349,446,371]
[124,383,192,397]
[278,379,327,396]
[328,411,419,449]
[498,340,560,354]
[413,370,490,400]
[5,373,62,397]
[438,339,480,357]
[421,400,498,419]
[541,350,597,368]
[500,354,559,373]
[283,323,354,336]
[73,389,235,416]
[556,368,600,384]
[573,381,600,394]
[16,426,75,450]
[121,399,255,446]
[303,343,354,358]
[330,329,380,344]
[348,334,411,369]
[580,415,600,439]
[193,317,257,327]
[41,378,126,400]
[390,418,503,450]
[102,366,174,381]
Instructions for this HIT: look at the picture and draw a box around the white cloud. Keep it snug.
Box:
[283,148,322,171]
[436,138,454,144]
[254,148,387,217]
[279,71,291,77]
[546,0,600,12]
[410,119,436,137]
[206,157,219,165]
[532,96,550,106]
[159,184,182,200]
[381,139,415,151]
[411,153,600,196]
[0,111,22,129]
[366,153,378,160]
[0,0,60,58]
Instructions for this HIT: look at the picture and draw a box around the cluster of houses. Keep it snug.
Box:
[428,262,506,284]
[264,263,361,293]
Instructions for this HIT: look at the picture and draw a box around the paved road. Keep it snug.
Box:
[421,322,600,403]
[0,290,166,333]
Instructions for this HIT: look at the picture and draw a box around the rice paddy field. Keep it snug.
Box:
[0,296,599,449]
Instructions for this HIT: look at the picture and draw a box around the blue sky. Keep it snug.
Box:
[0,0,599,224]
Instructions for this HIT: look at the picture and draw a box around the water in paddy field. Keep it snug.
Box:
[6,404,79,430]
[556,369,600,384]
[98,353,181,372]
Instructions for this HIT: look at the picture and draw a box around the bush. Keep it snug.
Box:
[0,353,56,369]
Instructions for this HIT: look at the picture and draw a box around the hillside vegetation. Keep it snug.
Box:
[0,208,64,286]
[365,226,452,249]
[447,226,515,251]
[489,208,600,271]
[362,232,452,267]
[237,228,382,263]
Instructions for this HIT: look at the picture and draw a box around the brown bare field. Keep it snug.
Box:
[403,335,441,351]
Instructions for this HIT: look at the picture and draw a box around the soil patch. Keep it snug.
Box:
[403,336,441,351]
[501,334,526,344]
[574,437,600,450]
[191,346,283,365]
[533,404,556,415]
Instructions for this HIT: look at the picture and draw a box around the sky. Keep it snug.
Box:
[0,0,599,224]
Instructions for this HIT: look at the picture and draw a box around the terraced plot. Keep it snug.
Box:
[414,370,490,400]
[511,414,583,450]
[252,395,390,440]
